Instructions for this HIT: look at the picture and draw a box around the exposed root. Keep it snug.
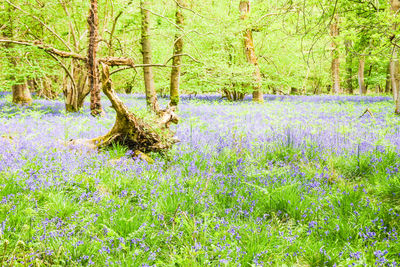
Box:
[68,64,179,155]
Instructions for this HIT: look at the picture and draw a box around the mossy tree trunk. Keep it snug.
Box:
[12,84,32,105]
[169,0,185,107]
[239,1,263,103]
[70,64,179,154]
[140,0,160,113]
[87,0,104,116]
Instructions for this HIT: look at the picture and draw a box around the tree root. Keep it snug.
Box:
[68,64,179,156]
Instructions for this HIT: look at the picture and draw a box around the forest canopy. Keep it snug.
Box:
[1,0,399,108]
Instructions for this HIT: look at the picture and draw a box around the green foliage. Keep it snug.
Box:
[0,0,398,96]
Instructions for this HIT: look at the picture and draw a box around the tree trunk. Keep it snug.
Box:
[330,14,341,94]
[169,0,185,107]
[69,64,179,154]
[87,0,104,117]
[140,1,160,113]
[345,40,353,94]
[358,56,366,95]
[4,2,32,105]
[391,47,400,114]
[12,84,32,105]
[390,0,400,113]
[385,62,392,94]
[239,1,263,103]
[63,60,90,112]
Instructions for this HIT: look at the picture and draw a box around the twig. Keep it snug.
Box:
[110,66,136,75]
[172,0,209,19]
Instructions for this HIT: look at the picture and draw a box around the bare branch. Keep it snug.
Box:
[164,53,202,64]
[172,0,209,19]
[141,7,183,31]
[59,0,78,50]
[0,39,86,61]
[47,53,77,94]
[108,10,123,56]
[110,66,135,75]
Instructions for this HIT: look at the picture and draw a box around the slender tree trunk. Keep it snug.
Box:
[239,1,263,102]
[358,56,366,95]
[87,0,104,116]
[330,14,341,94]
[390,48,399,101]
[391,47,400,113]
[169,0,185,107]
[140,1,159,113]
[60,0,90,112]
[345,40,353,94]
[3,3,32,105]
[385,62,392,94]
[390,0,400,114]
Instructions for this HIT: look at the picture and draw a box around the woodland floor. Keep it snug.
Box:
[0,94,399,266]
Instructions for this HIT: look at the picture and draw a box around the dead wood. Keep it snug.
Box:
[358,108,374,119]
[68,64,179,154]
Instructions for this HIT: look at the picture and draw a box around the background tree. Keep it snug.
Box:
[169,0,185,107]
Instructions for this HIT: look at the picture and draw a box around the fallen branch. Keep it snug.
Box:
[358,108,374,119]
[68,64,179,154]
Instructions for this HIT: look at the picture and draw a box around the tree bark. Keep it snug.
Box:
[140,1,160,113]
[391,47,400,113]
[12,84,32,105]
[345,40,353,94]
[385,62,392,94]
[87,0,103,116]
[390,0,400,114]
[330,14,341,94]
[169,0,185,107]
[358,56,366,95]
[3,2,32,105]
[239,1,263,102]
[63,60,90,112]
[69,64,179,154]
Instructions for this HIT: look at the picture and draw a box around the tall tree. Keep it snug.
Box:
[330,13,341,94]
[345,40,354,94]
[169,0,185,107]
[358,55,366,95]
[140,0,160,113]
[239,0,263,102]
[2,3,32,105]
[390,0,400,114]
[60,0,90,112]
[87,0,104,116]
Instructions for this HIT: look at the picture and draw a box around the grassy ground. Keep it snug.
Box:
[0,94,399,266]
